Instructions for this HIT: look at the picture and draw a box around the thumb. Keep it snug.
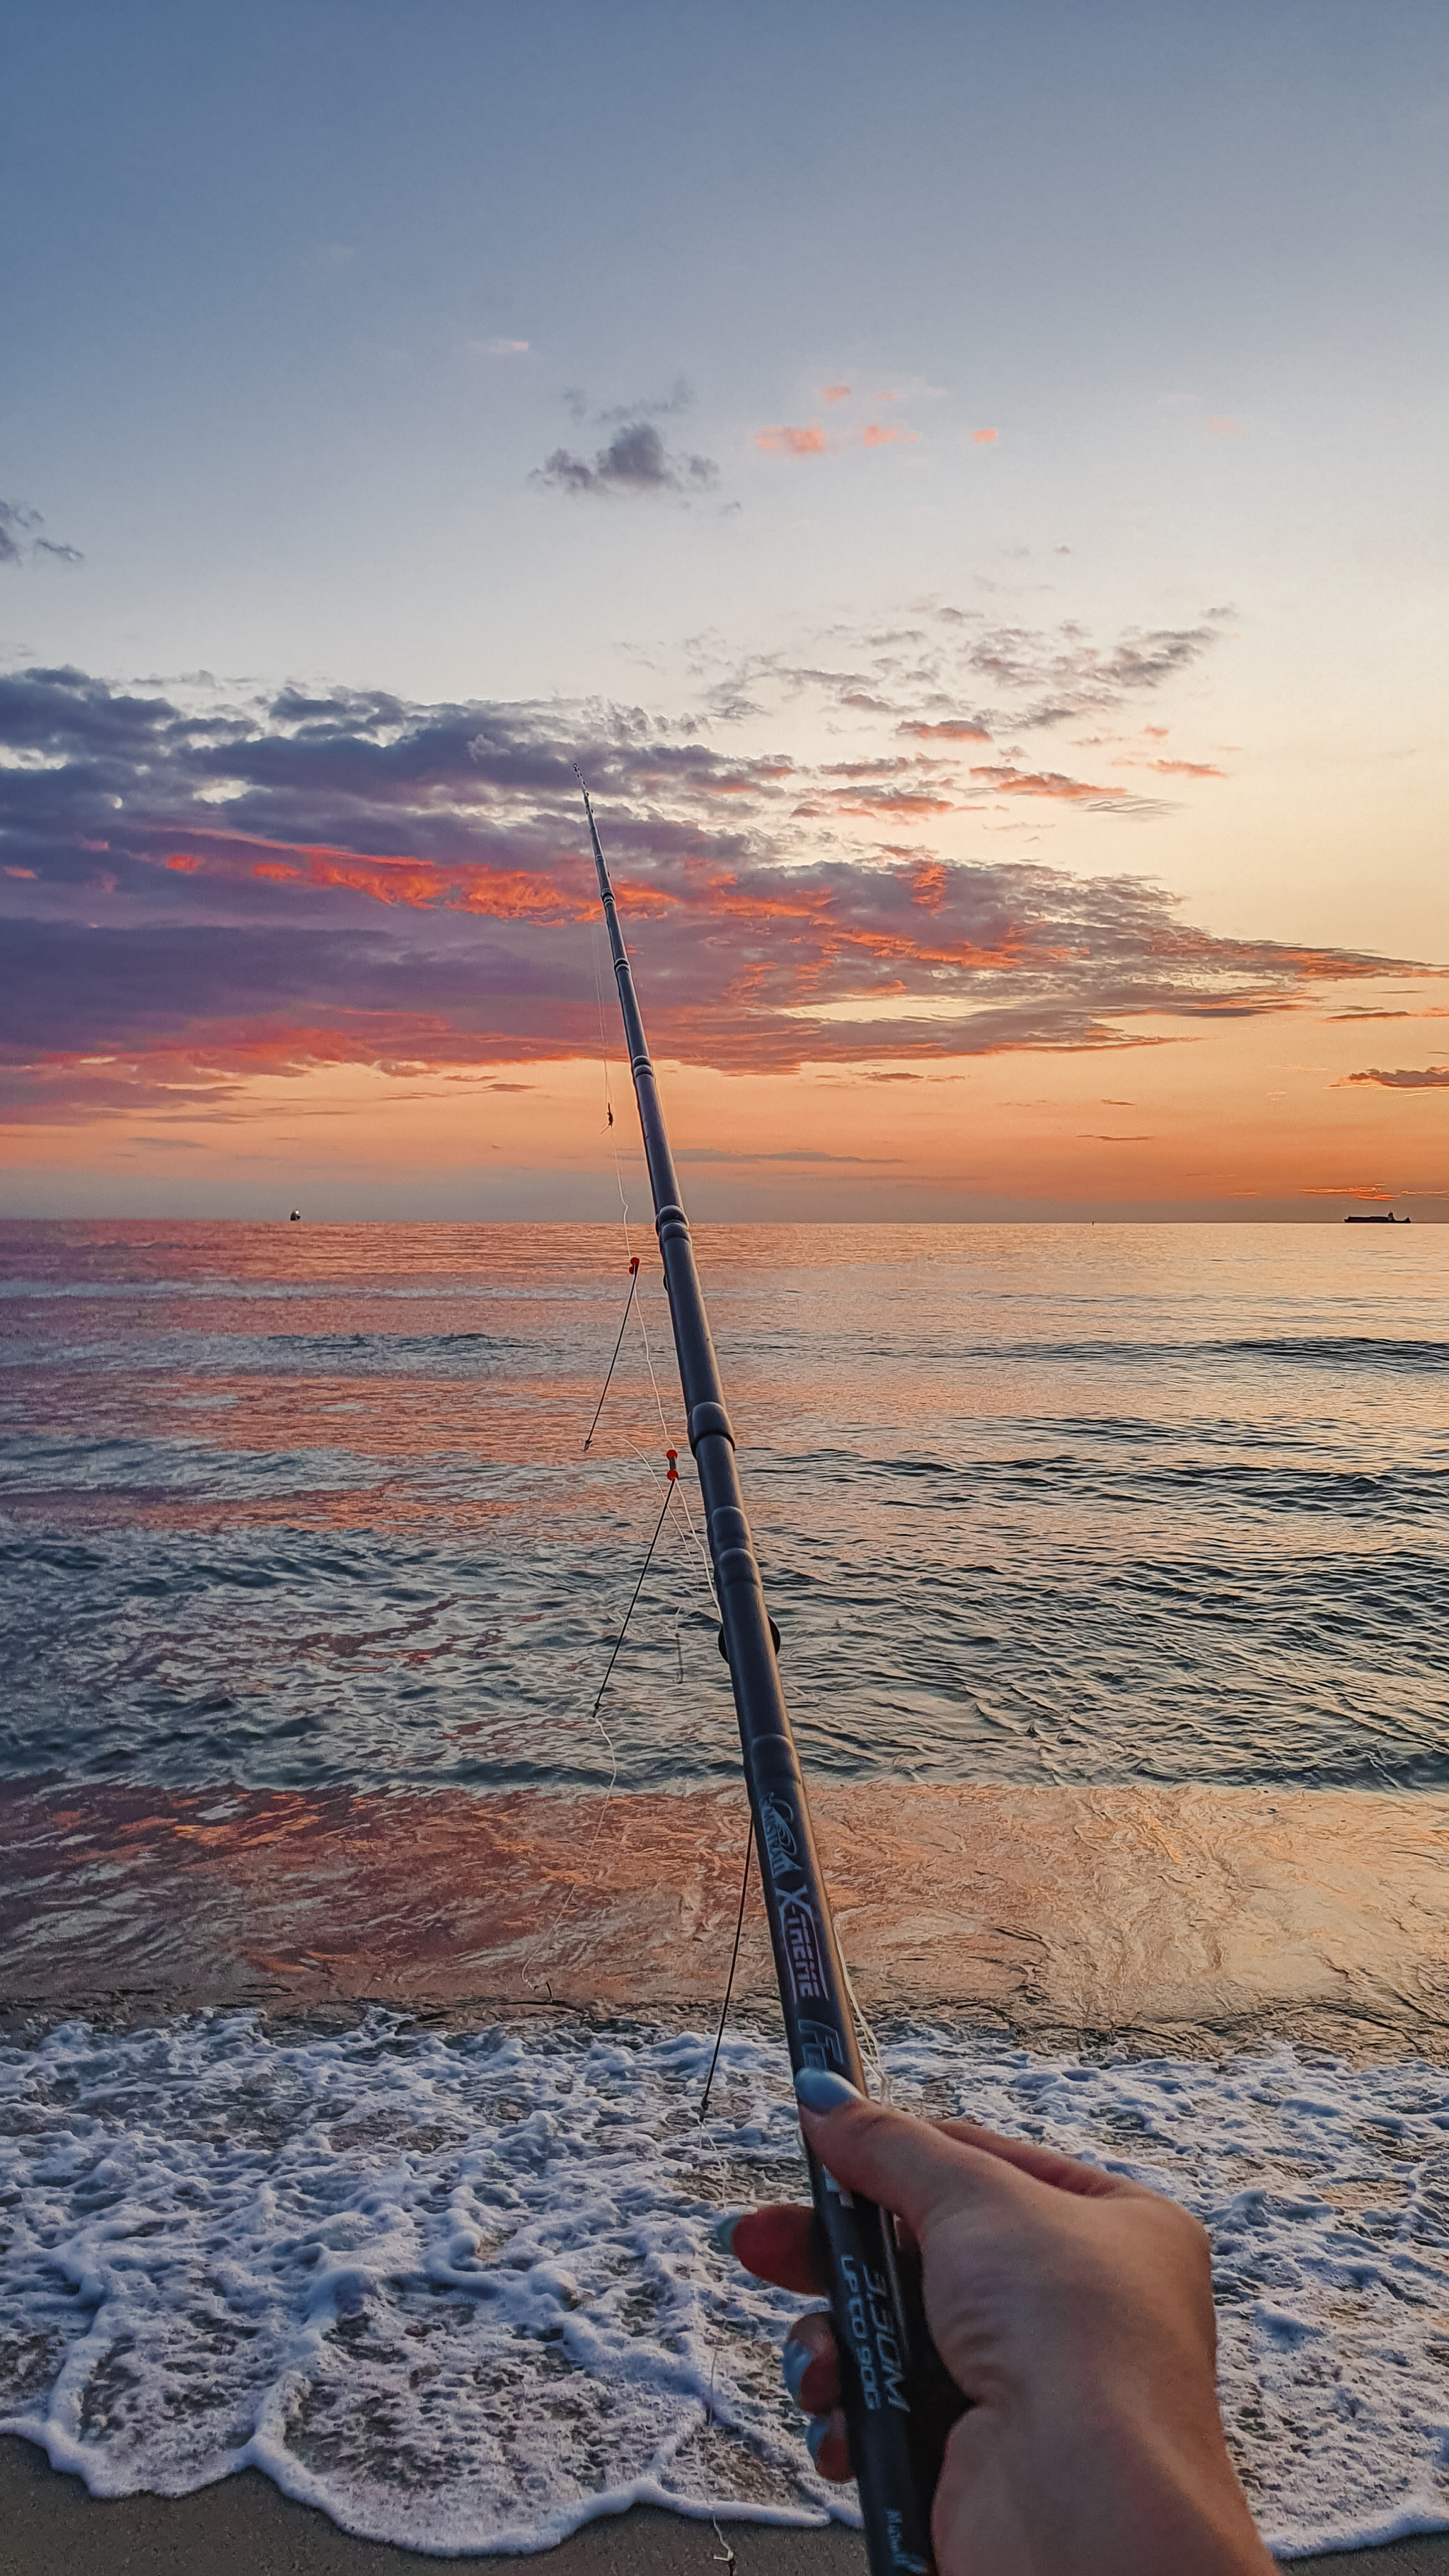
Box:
[795,2074,1020,2242]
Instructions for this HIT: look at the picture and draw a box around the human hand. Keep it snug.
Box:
[724,2074,1274,2576]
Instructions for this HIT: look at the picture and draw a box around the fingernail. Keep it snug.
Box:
[804,2415,831,2467]
[708,2212,741,2260]
[781,2338,810,2404]
[795,2069,862,2114]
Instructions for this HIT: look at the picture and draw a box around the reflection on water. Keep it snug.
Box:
[1,1220,1446,1796]
[6,1776,1449,2048]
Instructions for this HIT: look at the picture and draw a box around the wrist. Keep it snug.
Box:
[979,2386,1274,2576]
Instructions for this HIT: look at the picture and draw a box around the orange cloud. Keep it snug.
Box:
[823,790,957,819]
[1343,1065,1449,1089]
[161,835,591,923]
[823,383,851,403]
[1112,758,1225,779]
[898,720,991,744]
[756,422,828,456]
[971,428,998,445]
[1206,417,1244,436]
[970,765,1126,804]
[862,423,918,448]
[4,866,36,879]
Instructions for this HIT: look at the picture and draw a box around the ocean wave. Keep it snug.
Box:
[1228,1336,1449,1371]
[1,1506,1445,1796]
[0,1332,529,1380]
[3,2014,1448,2558]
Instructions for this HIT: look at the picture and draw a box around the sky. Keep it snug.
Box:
[2,0,1446,1220]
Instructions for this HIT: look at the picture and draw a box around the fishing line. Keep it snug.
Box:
[590,916,617,1136]
[584,864,633,1250]
[634,1272,673,1443]
[583,1257,641,1451]
[699,1832,754,2119]
[627,1437,719,1613]
[522,1463,678,1986]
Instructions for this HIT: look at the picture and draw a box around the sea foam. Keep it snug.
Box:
[3,2014,1449,2557]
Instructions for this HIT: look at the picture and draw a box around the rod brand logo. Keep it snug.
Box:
[884,2512,928,2575]
[779,1893,827,2001]
[758,1794,799,1883]
[797,2018,845,2071]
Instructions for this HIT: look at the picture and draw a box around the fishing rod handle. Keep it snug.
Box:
[807,2154,963,2576]
[742,1742,961,2575]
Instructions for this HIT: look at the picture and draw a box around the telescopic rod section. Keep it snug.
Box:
[578,775,954,2576]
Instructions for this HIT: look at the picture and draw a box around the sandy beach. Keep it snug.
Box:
[6,2435,1449,2575]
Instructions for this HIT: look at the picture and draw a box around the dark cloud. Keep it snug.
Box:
[533,420,718,498]
[1343,1066,1449,1088]
[676,1148,901,1165]
[0,499,83,567]
[0,662,1420,1125]
[596,376,695,426]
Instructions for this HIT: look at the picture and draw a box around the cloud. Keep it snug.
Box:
[0,502,35,566]
[1,499,83,567]
[971,429,998,446]
[970,763,1136,807]
[897,719,991,744]
[1114,757,1225,779]
[756,422,829,456]
[691,609,1224,736]
[596,377,695,426]
[676,1147,900,1165]
[0,662,1418,1123]
[823,384,851,403]
[1342,1066,1449,1089]
[757,420,918,456]
[533,420,718,497]
[1206,417,1245,436]
[483,337,529,355]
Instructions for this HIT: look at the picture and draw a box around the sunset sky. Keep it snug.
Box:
[3,0,1445,1219]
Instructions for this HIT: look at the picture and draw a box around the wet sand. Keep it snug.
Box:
[6,1778,1449,2055]
[4,2438,1448,2574]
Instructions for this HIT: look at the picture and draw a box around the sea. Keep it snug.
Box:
[3,1218,1448,2558]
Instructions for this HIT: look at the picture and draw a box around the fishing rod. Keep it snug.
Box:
[578,777,955,2576]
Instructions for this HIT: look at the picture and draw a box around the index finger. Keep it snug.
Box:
[727,2202,822,2294]
[935,2116,1149,2200]
[796,2091,1141,2241]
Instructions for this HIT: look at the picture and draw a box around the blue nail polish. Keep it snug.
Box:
[795,2068,862,2113]
[781,2338,810,2403]
[804,2415,831,2467]
[708,2212,741,2260]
